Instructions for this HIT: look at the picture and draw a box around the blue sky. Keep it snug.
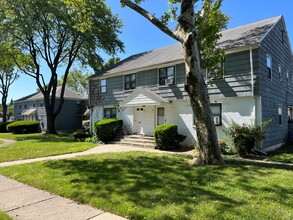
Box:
[7,0,293,102]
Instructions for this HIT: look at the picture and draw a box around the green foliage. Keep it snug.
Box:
[7,120,41,134]
[0,122,12,133]
[0,133,96,162]
[226,119,272,156]
[0,211,12,220]
[73,129,90,141]
[58,69,91,95]
[94,118,123,143]
[1,152,293,219]
[154,124,178,149]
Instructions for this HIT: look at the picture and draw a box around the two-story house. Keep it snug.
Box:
[88,16,293,151]
[14,87,88,131]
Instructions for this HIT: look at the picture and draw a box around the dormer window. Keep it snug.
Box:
[266,55,272,80]
[159,66,175,86]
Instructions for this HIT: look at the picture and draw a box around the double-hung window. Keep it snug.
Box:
[159,66,175,86]
[124,73,136,90]
[100,79,106,93]
[266,55,272,80]
[104,108,116,118]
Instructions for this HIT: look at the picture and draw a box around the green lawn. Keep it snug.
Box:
[265,145,293,163]
[0,211,12,220]
[0,139,3,145]
[0,152,292,220]
[0,133,96,162]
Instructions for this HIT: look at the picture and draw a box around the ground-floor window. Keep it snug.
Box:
[104,108,116,118]
[192,103,222,126]
[278,104,283,126]
[157,107,165,125]
[211,103,222,126]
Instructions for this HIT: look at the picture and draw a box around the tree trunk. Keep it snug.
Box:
[182,35,224,165]
[44,95,58,134]
[2,95,7,123]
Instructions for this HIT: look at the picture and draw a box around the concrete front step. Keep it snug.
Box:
[113,135,156,149]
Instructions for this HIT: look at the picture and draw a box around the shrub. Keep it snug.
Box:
[0,122,12,133]
[94,118,123,143]
[154,124,178,150]
[73,129,90,141]
[225,119,271,156]
[7,120,41,134]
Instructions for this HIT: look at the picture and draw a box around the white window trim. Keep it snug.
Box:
[123,73,137,91]
[157,65,176,87]
[266,54,272,81]
[100,78,107,94]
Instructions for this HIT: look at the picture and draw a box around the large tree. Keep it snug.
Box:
[0,44,19,123]
[121,0,228,164]
[0,0,123,133]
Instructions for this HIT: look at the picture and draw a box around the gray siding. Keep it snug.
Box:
[259,17,293,148]
[208,49,259,98]
[90,52,257,106]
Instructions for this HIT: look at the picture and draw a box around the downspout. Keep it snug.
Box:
[250,47,254,97]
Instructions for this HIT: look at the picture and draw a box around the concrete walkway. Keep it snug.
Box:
[0,175,127,220]
[0,138,16,147]
[0,144,194,167]
[0,143,194,220]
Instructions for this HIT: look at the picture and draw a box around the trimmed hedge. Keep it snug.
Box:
[0,122,12,133]
[7,120,41,134]
[154,124,178,149]
[94,118,123,142]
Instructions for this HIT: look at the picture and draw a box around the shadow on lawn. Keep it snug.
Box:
[13,134,74,143]
[43,153,293,219]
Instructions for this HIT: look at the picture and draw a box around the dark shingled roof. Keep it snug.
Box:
[89,16,281,79]
[14,87,88,103]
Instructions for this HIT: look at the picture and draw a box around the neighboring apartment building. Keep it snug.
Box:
[88,16,293,151]
[14,87,88,131]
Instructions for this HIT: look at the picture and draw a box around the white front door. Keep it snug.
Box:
[134,107,144,134]
[133,106,155,136]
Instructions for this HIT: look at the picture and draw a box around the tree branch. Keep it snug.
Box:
[121,0,182,42]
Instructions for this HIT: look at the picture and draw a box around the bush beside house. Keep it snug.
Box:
[154,124,186,150]
[0,122,12,133]
[7,120,41,134]
[94,118,123,143]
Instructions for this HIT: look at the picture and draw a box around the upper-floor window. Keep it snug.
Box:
[278,65,282,81]
[266,55,272,80]
[100,79,106,93]
[124,73,136,90]
[19,105,21,109]
[104,108,116,118]
[159,66,175,86]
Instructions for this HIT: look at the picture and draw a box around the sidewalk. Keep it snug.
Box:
[0,175,127,220]
[0,144,194,167]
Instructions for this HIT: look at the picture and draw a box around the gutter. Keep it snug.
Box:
[250,47,254,96]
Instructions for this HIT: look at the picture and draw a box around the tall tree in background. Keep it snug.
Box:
[58,58,121,95]
[0,44,19,123]
[121,0,228,164]
[0,0,123,134]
